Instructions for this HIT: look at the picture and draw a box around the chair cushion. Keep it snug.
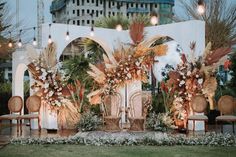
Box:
[188,115,208,120]
[216,115,236,121]
[0,114,19,120]
[18,114,39,119]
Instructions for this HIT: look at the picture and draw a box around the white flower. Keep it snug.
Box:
[179,80,185,86]
[198,78,203,84]
[196,74,199,78]
[44,83,49,89]
[187,71,191,76]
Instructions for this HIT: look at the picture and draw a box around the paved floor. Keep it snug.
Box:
[0,122,77,148]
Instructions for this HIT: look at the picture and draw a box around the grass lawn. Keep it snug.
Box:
[0,145,236,157]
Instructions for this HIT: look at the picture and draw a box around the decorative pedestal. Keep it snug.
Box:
[188,112,205,131]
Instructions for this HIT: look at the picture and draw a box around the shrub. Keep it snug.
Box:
[77,112,102,132]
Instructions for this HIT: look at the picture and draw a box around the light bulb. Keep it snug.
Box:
[33,39,37,46]
[8,42,13,48]
[150,15,158,25]
[65,31,70,41]
[48,35,52,44]
[197,5,205,15]
[116,24,122,31]
[18,39,22,47]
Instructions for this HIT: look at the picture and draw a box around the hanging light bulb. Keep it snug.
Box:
[197,0,205,15]
[18,39,22,47]
[150,12,158,25]
[32,27,37,46]
[90,26,94,36]
[17,29,22,48]
[116,24,122,31]
[33,37,37,46]
[48,35,52,44]
[48,24,52,44]
[65,31,70,41]
[8,31,13,48]
[8,40,13,48]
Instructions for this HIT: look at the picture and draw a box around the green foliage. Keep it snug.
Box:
[80,38,105,64]
[77,112,102,132]
[131,14,151,26]
[0,81,11,115]
[62,55,92,86]
[229,51,236,90]
[95,14,130,30]
[150,93,166,114]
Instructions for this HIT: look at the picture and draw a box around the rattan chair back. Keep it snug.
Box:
[191,95,207,113]
[26,95,41,113]
[8,96,23,113]
[218,95,235,115]
[103,92,122,117]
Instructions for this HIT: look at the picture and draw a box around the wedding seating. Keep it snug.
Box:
[101,92,122,131]
[0,96,23,133]
[216,95,236,134]
[18,95,41,132]
[127,91,151,131]
[187,95,208,134]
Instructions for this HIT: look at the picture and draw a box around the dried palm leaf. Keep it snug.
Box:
[42,42,57,69]
[152,44,168,56]
[205,47,231,65]
[202,42,212,62]
[129,22,145,45]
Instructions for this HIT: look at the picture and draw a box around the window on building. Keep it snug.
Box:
[96,10,98,17]
[108,1,111,8]
[155,4,158,8]
[77,10,80,16]
[87,9,89,14]
[112,1,114,6]
[92,0,94,3]
[82,9,85,15]
[96,0,98,6]
[92,20,94,24]
[100,0,102,4]
[73,10,75,14]
[87,0,89,3]
[126,13,129,17]
[73,20,75,24]
[82,0,84,5]
[136,3,138,8]
[77,0,79,5]
[112,12,115,16]
[87,20,90,24]
[131,3,133,7]
[77,20,80,25]
[82,20,85,25]
[73,0,75,3]
[100,10,102,14]
[145,4,148,8]
[141,4,143,8]
[108,11,111,17]
[91,10,94,14]
[126,3,129,9]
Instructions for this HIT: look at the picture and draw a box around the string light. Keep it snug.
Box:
[197,0,205,15]
[90,25,94,36]
[33,27,37,46]
[17,29,22,48]
[65,19,70,41]
[48,24,52,44]
[8,31,13,48]
[116,24,123,31]
[150,12,158,25]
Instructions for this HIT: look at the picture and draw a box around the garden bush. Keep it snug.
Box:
[77,112,102,132]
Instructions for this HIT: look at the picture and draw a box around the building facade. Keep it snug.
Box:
[50,0,175,26]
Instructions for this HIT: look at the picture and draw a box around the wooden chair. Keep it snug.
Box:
[128,91,151,131]
[0,96,23,133]
[18,95,41,132]
[216,95,236,134]
[101,92,122,131]
[187,95,208,134]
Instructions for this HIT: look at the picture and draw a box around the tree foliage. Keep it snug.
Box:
[175,0,236,50]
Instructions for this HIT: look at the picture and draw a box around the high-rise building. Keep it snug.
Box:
[50,0,175,26]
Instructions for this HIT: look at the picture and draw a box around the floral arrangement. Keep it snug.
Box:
[87,43,168,105]
[27,43,67,109]
[26,43,83,129]
[163,42,232,124]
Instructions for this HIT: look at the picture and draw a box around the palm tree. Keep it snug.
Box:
[175,0,236,50]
